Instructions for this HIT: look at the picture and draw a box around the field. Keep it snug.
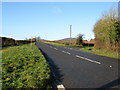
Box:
[80,47,120,59]
[2,43,52,88]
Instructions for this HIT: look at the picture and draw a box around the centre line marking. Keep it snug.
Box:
[62,51,71,55]
[66,52,71,55]
[54,48,58,50]
[62,50,66,53]
[110,65,112,67]
[76,55,101,64]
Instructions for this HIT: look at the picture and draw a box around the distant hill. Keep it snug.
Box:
[59,38,76,41]
[39,38,48,41]
[40,39,47,41]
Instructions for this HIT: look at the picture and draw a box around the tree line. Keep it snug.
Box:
[1,37,41,47]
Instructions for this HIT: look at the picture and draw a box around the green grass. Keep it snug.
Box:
[44,41,66,46]
[80,46,120,59]
[2,43,52,88]
[68,45,83,47]
[43,41,83,47]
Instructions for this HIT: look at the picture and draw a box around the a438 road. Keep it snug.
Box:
[36,42,119,89]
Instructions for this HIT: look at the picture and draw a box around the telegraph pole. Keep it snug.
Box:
[70,24,72,45]
[31,36,32,46]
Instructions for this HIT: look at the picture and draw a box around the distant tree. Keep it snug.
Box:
[76,34,84,45]
[25,38,28,40]
[28,37,36,42]
[32,37,37,41]
[36,37,41,41]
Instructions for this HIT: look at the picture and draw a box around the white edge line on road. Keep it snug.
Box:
[57,84,65,90]
[76,55,101,64]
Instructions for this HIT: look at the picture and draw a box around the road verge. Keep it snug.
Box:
[2,43,52,88]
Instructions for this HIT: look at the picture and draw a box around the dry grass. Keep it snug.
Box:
[0,48,11,53]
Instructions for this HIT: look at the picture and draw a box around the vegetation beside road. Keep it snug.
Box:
[93,7,120,52]
[2,43,52,88]
[43,41,83,47]
[43,41,120,59]
[80,46,120,59]
[43,41,66,46]
[80,7,120,59]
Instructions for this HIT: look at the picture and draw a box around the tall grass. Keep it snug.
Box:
[2,43,52,88]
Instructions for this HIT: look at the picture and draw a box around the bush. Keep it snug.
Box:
[93,7,120,52]
[2,43,52,88]
[76,34,84,45]
[64,43,69,45]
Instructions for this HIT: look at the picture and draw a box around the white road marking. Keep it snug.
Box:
[62,50,66,53]
[54,48,58,50]
[110,65,112,67]
[76,55,101,64]
[62,50,71,55]
[66,52,71,55]
[57,84,65,90]
[52,70,65,90]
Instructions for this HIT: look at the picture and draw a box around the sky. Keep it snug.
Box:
[2,2,118,40]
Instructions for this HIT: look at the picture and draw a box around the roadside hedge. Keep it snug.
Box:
[93,7,120,52]
[2,43,52,88]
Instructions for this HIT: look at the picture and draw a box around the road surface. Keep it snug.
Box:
[36,42,119,89]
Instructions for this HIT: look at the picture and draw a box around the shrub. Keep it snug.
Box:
[93,7,120,52]
[64,43,69,45]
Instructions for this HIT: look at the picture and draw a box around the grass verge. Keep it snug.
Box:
[44,41,66,46]
[80,47,120,59]
[2,43,52,88]
[43,41,83,47]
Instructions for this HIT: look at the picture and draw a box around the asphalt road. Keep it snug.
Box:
[36,42,119,89]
